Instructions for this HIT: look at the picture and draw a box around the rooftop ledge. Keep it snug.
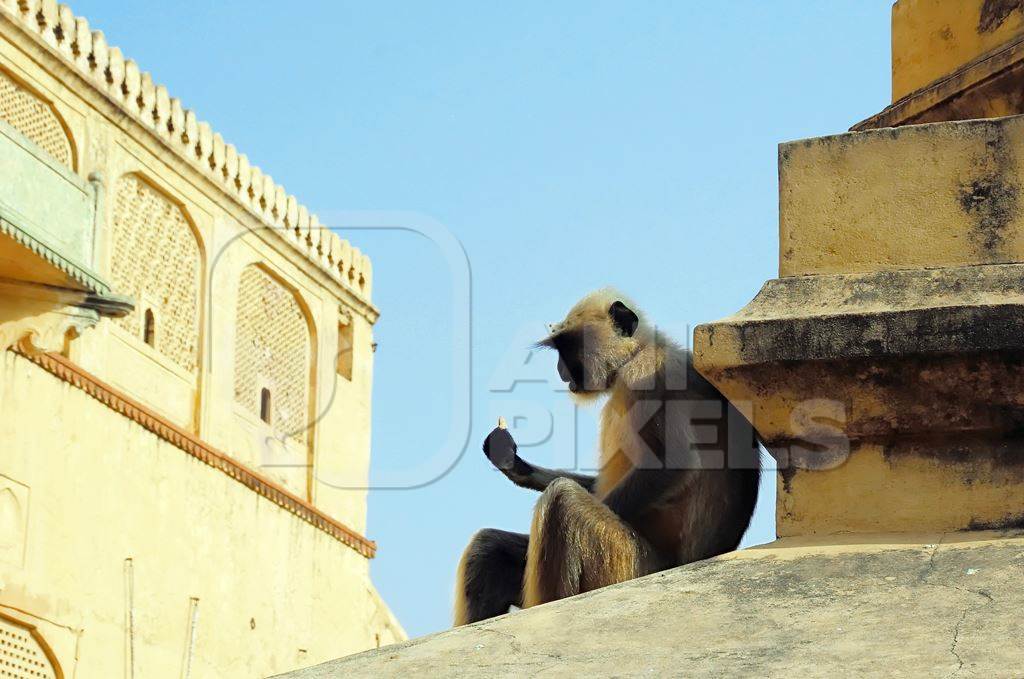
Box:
[276,532,1024,677]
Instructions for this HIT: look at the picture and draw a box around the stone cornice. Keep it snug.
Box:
[0,1,376,318]
[13,347,377,558]
[852,34,1024,131]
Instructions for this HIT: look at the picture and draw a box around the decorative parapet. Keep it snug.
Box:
[0,0,373,303]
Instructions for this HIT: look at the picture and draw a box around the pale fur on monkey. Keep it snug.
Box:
[455,289,760,625]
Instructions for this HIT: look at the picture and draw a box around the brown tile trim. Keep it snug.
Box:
[12,348,377,559]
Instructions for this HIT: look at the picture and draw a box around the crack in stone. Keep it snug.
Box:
[912,539,997,678]
[918,533,947,584]
[948,606,969,677]
[943,586,995,678]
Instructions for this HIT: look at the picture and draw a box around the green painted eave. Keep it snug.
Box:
[0,213,110,296]
[0,116,129,311]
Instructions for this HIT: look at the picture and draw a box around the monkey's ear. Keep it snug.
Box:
[609,301,639,337]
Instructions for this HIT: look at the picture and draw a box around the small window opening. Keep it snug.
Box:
[143,309,156,347]
[337,320,354,381]
[260,388,272,425]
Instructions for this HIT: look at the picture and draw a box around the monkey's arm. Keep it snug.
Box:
[503,458,598,493]
[483,422,597,493]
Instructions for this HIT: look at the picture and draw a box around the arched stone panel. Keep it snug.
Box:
[0,68,73,168]
[233,265,311,442]
[110,175,202,373]
[0,614,60,679]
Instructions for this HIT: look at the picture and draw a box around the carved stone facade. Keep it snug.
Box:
[109,174,201,373]
[0,67,72,168]
[0,2,400,676]
[234,265,310,442]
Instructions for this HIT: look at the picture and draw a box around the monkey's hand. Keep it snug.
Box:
[482,417,538,487]
[483,417,518,472]
[483,416,597,493]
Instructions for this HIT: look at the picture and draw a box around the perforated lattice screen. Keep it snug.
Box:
[110,175,201,372]
[234,265,310,442]
[0,70,72,168]
[0,618,57,679]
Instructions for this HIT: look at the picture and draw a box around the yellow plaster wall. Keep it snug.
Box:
[779,115,1024,277]
[311,307,376,533]
[892,0,1024,101]
[0,351,402,678]
[778,442,1024,536]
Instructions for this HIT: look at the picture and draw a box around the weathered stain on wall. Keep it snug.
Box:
[979,0,1023,33]
[958,125,1020,254]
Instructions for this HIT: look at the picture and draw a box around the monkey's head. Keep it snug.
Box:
[538,289,648,401]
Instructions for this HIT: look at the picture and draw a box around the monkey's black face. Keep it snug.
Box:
[544,328,612,394]
[539,298,642,395]
[549,330,588,393]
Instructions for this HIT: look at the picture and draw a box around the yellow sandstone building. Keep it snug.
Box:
[0,2,403,677]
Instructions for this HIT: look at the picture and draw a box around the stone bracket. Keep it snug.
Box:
[0,277,133,355]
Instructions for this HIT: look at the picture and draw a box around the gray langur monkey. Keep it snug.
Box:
[453,289,761,625]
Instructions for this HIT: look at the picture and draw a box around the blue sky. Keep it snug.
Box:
[75,1,893,638]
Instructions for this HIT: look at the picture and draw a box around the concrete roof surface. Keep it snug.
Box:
[274,532,1024,678]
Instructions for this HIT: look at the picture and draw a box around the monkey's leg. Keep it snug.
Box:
[453,529,529,626]
[522,478,660,608]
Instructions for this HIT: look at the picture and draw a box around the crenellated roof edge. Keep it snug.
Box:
[0,0,373,304]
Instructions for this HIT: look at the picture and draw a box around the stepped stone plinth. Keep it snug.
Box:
[695,114,1024,537]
